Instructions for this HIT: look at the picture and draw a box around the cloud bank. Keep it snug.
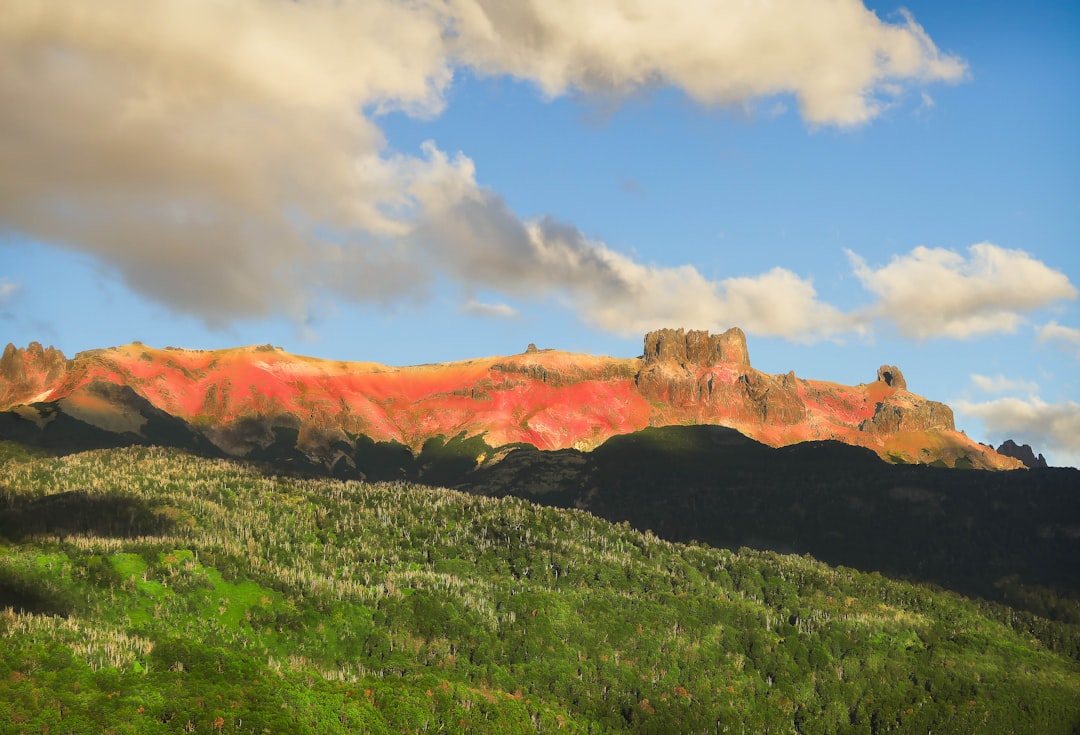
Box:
[449,0,966,126]
[0,0,977,339]
[849,244,1078,339]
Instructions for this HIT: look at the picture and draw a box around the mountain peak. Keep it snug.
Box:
[643,327,749,367]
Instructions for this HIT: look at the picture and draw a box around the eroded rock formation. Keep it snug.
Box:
[637,328,804,426]
[643,327,750,366]
[860,397,954,435]
[0,331,1021,469]
[0,342,70,405]
[876,365,907,391]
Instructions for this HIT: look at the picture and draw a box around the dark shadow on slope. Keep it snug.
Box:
[4,405,1076,624]
[0,489,175,541]
[464,425,1080,619]
[0,382,222,457]
[0,568,71,616]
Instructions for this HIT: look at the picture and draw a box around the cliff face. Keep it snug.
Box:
[633,328,966,453]
[860,396,954,436]
[0,342,70,405]
[0,331,1021,470]
[636,328,805,427]
[643,327,750,367]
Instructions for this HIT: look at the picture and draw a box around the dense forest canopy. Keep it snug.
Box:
[0,442,1078,733]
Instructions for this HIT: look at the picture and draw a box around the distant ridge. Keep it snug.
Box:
[997,439,1049,468]
[0,328,1020,470]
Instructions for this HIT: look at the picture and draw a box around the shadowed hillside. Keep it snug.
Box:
[464,426,1080,620]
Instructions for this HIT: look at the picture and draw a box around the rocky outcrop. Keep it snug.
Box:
[876,365,906,391]
[0,343,70,405]
[635,331,964,439]
[490,359,636,387]
[643,327,750,367]
[636,328,804,425]
[860,397,955,435]
[996,440,1048,468]
[736,370,807,424]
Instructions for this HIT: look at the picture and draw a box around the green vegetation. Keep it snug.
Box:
[469,426,1080,619]
[0,442,1078,733]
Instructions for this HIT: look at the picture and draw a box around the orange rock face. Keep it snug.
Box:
[0,341,69,405]
[0,329,1021,469]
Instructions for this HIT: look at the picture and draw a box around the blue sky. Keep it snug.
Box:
[1,0,1078,464]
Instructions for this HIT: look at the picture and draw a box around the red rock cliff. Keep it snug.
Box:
[0,331,1019,469]
[0,342,70,406]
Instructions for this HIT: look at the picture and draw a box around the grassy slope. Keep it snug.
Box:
[0,443,1077,734]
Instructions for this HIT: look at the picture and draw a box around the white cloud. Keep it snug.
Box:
[956,397,1080,468]
[0,0,452,324]
[461,299,519,319]
[412,166,853,340]
[0,0,969,337]
[1038,320,1080,357]
[969,373,1039,396]
[849,243,1078,339]
[448,0,966,127]
[578,258,854,340]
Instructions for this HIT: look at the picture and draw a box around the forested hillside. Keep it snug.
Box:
[465,426,1080,620]
[1,443,1078,733]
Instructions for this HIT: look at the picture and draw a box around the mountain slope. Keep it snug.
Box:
[464,425,1080,618]
[0,444,1077,733]
[0,329,1018,469]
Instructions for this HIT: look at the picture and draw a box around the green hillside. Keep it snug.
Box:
[0,443,1078,733]
[465,426,1080,621]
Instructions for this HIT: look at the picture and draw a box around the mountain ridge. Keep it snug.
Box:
[0,328,1020,470]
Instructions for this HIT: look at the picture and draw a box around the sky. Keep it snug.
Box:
[1,0,1078,465]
